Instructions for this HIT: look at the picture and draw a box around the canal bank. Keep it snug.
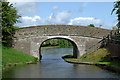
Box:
[64,59,120,74]
[41,46,60,50]
[62,48,120,74]
[2,46,38,70]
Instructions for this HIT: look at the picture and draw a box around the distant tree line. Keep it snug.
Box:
[41,39,73,48]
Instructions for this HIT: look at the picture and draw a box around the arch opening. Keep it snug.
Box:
[39,37,79,60]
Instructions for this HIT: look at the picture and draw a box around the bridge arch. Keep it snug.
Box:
[39,36,79,60]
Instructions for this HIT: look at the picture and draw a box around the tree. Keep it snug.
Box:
[111,1,120,33]
[112,26,118,31]
[2,1,21,46]
[88,24,95,27]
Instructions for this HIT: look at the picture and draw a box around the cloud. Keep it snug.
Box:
[16,14,113,29]
[101,21,118,29]
[16,14,103,27]
[52,6,59,11]
[8,1,37,15]
[16,11,71,27]
[17,15,103,28]
[48,11,71,24]
[22,16,40,22]
[68,17,102,26]
[15,10,107,29]
[16,16,41,27]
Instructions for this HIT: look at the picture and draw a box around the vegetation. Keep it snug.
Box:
[1,1,38,70]
[2,46,38,68]
[111,1,120,33]
[64,48,120,67]
[79,48,110,62]
[112,26,118,31]
[88,24,95,27]
[2,1,21,46]
[41,39,73,48]
[1,1,37,70]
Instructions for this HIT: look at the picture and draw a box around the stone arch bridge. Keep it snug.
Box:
[12,25,114,59]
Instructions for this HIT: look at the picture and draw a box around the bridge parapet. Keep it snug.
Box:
[14,25,115,39]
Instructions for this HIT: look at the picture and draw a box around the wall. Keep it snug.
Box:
[108,44,120,57]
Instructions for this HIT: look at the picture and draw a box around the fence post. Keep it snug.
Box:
[114,32,117,44]
[110,31,112,41]
[103,36,105,47]
[107,34,109,45]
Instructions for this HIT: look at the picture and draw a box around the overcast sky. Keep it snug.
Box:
[8,0,118,29]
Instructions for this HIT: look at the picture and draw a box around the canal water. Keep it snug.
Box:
[2,48,120,78]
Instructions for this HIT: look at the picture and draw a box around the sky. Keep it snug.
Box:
[8,0,118,29]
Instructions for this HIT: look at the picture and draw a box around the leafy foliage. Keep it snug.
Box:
[41,39,73,48]
[2,1,21,46]
[111,1,120,33]
[88,24,95,27]
[58,39,72,48]
[112,26,118,31]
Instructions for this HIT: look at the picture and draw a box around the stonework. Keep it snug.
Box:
[12,25,115,59]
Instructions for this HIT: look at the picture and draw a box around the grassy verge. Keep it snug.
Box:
[2,46,38,68]
[63,48,120,67]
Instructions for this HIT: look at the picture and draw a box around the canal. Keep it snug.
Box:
[2,48,120,78]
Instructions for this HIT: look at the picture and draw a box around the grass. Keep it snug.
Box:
[2,46,38,68]
[80,48,110,62]
[64,48,120,67]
